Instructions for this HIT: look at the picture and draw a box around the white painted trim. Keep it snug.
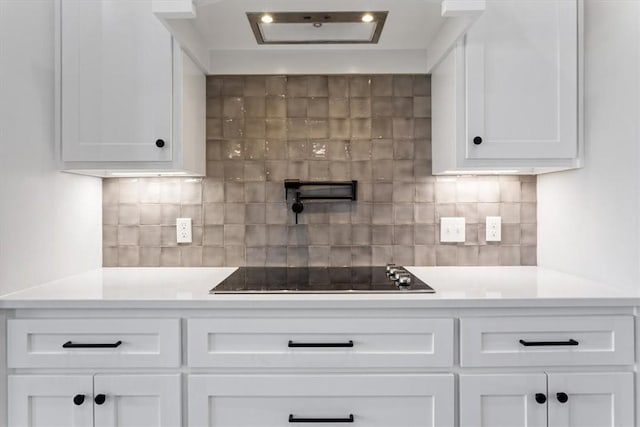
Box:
[441,0,486,17]
[152,0,195,19]
[208,49,428,75]
[425,0,485,72]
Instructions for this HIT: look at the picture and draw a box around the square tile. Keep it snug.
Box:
[224,224,245,245]
[308,76,329,96]
[245,224,267,246]
[371,76,392,96]
[329,98,349,118]
[203,246,225,266]
[349,76,371,97]
[393,76,413,96]
[266,76,286,95]
[328,76,349,97]
[224,203,246,224]
[244,76,266,96]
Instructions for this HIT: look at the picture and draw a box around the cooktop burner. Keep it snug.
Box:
[210,266,435,294]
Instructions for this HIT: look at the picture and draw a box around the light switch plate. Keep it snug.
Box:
[486,216,502,242]
[440,217,466,243]
[176,218,192,243]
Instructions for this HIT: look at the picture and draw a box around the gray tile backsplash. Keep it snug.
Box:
[103,75,537,267]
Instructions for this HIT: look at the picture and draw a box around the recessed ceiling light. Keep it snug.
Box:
[361,14,374,23]
[247,11,388,45]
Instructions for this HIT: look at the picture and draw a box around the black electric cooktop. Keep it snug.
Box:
[210,267,435,294]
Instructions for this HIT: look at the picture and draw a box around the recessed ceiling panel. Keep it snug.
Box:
[247,11,388,44]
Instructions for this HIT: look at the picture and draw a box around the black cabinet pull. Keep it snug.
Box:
[63,340,122,349]
[94,394,106,405]
[557,392,569,403]
[519,339,579,347]
[73,394,85,406]
[288,340,354,348]
[535,393,547,404]
[289,414,354,423]
[155,139,165,148]
[473,136,483,145]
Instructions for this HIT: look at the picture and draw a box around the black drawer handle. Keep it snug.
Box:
[155,139,165,148]
[63,340,122,349]
[94,394,106,405]
[73,394,85,406]
[557,392,569,403]
[519,339,579,347]
[288,340,354,348]
[289,414,354,423]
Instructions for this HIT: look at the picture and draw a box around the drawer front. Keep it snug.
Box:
[188,374,454,427]
[460,315,634,367]
[8,318,181,368]
[187,317,454,368]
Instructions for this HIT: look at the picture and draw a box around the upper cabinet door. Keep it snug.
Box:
[61,0,173,162]
[465,0,578,160]
[547,372,634,427]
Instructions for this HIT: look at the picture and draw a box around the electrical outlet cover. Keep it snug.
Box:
[440,217,466,243]
[176,218,192,243]
[486,216,502,242]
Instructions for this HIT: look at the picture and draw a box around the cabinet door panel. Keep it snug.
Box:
[465,0,578,159]
[460,373,547,427]
[189,374,454,427]
[93,374,181,427]
[548,372,634,427]
[8,375,93,427]
[61,0,172,162]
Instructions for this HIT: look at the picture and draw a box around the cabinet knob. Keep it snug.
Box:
[94,394,106,405]
[155,139,165,148]
[535,393,547,404]
[556,392,569,403]
[73,394,85,406]
[473,136,483,145]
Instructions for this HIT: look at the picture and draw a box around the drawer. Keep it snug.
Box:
[188,374,454,427]
[187,317,453,368]
[8,318,180,368]
[460,315,634,367]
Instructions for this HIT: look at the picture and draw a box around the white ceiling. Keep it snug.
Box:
[193,0,445,51]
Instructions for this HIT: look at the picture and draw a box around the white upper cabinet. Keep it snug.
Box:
[59,0,205,177]
[432,0,582,174]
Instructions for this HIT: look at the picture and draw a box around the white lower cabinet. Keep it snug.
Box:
[188,374,454,427]
[547,372,634,427]
[9,374,181,427]
[9,375,94,427]
[460,372,634,427]
[4,312,637,427]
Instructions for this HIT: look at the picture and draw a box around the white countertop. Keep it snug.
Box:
[1,266,638,309]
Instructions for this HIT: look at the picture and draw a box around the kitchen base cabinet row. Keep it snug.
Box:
[4,313,636,426]
[8,372,634,427]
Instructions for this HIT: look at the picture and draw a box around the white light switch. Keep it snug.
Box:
[176,218,192,243]
[440,217,466,243]
[486,216,502,242]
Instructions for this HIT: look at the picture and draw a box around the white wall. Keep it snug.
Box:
[538,0,640,290]
[0,0,102,296]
